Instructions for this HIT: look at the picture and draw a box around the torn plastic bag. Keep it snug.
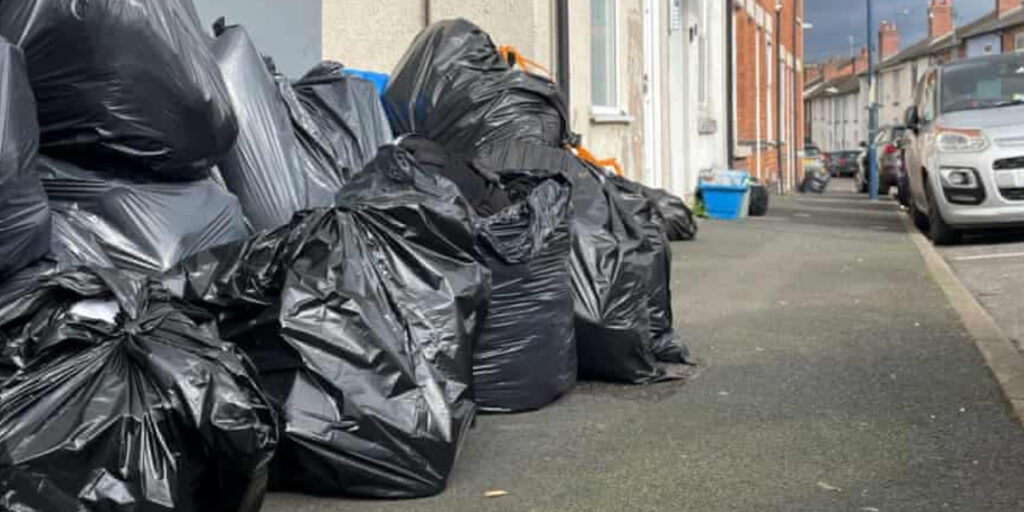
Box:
[0,37,51,281]
[172,144,489,498]
[608,176,691,364]
[38,156,250,274]
[636,185,698,241]
[0,0,238,179]
[475,142,668,384]
[0,268,278,512]
[293,62,393,174]
[384,19,571,151]
[401,137,576,412]
[210,24,334,231]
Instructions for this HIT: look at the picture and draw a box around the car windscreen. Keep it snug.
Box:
[942,55,1024,113]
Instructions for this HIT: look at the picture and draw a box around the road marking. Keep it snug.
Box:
[902,214,1024,430]
[952,251,1024,262]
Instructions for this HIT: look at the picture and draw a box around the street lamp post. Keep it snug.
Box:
[867,0,879,200]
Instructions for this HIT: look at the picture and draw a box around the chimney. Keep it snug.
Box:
[805,65,822,84]
[823,58,840,82]
[998,0,1021,17]
[928,0,953,40]
[879,21,901,61]
[855,46,869,73]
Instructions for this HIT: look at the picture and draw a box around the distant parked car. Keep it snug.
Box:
[904,53,1024,245]
[827,151,860,177]
[855,125,907,196]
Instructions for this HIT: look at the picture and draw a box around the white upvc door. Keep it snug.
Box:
[642,0,663,188]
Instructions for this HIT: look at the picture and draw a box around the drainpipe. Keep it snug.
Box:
[423,0,431,27]
[792,0,799,191]
[557,0,570,107]
[775,2,783,194]
[726,0,736,168]
[755,24,762,180]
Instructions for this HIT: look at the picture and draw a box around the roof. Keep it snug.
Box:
[879,36,935,71]
[959,8,1024,40]
[956,11,1000,41]
[804,73,862,102]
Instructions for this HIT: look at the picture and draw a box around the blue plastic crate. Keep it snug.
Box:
[700,183,748,220]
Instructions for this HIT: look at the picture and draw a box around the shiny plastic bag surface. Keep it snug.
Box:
[38,156,250,274]
[0,0,238,179]
[293,62,393,175]
[384,19,570,152]
[211,24,322,231]
[608,176,691,364]
[173,144,489,498]
[0,37,51,281]
[476,143,669,384]
[400,137,576,412]
[0,268,278,512]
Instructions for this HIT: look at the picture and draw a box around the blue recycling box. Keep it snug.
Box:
[700,170,750,220]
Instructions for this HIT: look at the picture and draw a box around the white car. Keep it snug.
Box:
[904,54,1024,245]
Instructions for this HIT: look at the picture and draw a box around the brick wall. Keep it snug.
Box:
[732,0,803,189]
[1004,26,1024,53]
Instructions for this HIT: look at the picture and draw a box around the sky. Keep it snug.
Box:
[804,0,995,63]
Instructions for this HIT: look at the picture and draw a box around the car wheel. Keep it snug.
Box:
[925,182,961,246]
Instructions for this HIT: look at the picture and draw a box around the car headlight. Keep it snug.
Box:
[936,127,989,153]
[940,167,980,189]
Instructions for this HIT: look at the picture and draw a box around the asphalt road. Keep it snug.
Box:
[263,179,1024,511]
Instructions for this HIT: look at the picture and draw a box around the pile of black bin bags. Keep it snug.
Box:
[0,6,704,507]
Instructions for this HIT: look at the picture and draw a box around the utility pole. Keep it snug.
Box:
[867,0,879,200]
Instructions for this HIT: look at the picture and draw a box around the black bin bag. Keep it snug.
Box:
[293,61,394,174]
[0,0,238,179]
[0,37,51,281]
[608,176,692,364]
[637,185,698,241]
[476,143,670,384]
[210,24,327,231]
[384,19,571,151]
[38,156,250,274]
[401,137,576,412]
[0,268,278,512]
[172,144,490,498]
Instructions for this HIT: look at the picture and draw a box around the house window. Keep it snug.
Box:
[1016,33,1024,53]
[984,43,994,55]
[590,0,617,109]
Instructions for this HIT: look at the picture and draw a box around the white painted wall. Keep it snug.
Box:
[966,34,1002,58]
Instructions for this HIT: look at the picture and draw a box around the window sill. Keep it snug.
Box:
[591,108,634,124]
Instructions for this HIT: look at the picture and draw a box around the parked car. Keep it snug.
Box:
[803,145,826,175]
[827,151,860,177]
[855,125,907,197]
[904,53,1024,245]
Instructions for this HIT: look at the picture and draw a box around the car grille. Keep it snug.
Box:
[994,157,1024,170]
[999,188,1024,201]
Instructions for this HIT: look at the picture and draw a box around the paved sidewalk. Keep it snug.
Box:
[264,182,1024,512]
